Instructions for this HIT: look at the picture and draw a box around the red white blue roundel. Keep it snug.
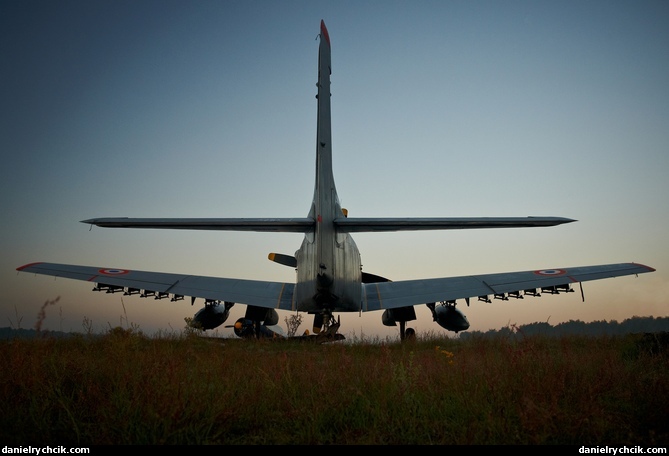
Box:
[534,269,567,276]
[98,268,130,275]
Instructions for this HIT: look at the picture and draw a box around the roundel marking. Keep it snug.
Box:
[534,269,567,276]
[98,268,130,275]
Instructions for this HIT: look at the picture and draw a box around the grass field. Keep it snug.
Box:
[1,327,667,445]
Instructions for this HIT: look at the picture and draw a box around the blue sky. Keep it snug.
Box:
[2,0,668,339]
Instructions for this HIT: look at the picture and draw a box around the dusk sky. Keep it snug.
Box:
[3,1,668,339]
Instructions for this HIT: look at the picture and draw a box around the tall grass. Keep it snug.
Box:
[1,328,667,444]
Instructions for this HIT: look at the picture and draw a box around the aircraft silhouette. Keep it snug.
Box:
[17,21,654,341]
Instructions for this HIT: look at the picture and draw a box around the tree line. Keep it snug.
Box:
[459,315,669,339]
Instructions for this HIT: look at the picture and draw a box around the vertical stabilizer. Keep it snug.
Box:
[311,20,340,221]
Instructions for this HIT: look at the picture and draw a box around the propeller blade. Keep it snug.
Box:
[313,313,324,334]
[268,253,297,267]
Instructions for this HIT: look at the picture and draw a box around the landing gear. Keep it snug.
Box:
[398,321,416,341]
[311,310,344,343]
[382,307,417,341]
[252,319,262,339]
[243,305,280,339]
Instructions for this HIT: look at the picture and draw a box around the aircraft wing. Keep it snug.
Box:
[362,263,655,311]
[16,262,295,310]
[81,217,315,233]
[335,216,575,232]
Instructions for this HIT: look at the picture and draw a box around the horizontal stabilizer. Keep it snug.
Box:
[334,216,575,232]
[82,217,314,233]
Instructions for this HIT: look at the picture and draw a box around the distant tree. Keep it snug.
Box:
[35,297,60,333]
[521,322,551,336]
[183,317,204,337]
[285,313,303,337]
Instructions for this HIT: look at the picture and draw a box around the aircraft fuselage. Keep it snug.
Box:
[294,21,362,314]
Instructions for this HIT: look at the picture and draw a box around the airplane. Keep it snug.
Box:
[17,20,655,341]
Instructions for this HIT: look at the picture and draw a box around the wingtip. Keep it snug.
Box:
[17,262,43,271]
[633,262,656,273]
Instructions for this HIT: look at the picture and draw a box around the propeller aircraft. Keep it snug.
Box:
[17,21,655,341]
